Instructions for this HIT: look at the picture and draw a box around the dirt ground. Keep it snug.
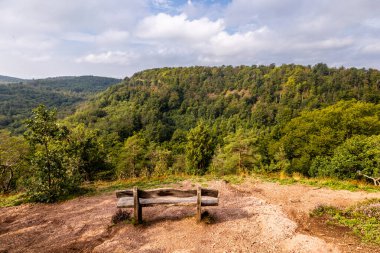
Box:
[1,179,380,253]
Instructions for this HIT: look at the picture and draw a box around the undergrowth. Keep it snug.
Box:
[311,199,380,244]
[111,209,132,224]
[201,210,216,224]
[0,193,27,207]
[257,172,380,192]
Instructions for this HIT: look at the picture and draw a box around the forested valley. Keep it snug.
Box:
[1,63,380,202]
[0,75,121,133]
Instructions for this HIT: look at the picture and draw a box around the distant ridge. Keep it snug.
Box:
[0,75,25,84]
[0,75,121,132]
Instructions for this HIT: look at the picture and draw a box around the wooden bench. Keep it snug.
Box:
[116,186,219,223]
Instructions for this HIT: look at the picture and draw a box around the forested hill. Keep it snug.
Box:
[0,75,25,84]
[67,64,380,179]
[0,75,121,132]
[71,64,380,135]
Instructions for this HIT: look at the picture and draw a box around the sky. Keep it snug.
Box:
[0,0,380,79]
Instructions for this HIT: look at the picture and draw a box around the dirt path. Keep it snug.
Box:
[0,180,379,253]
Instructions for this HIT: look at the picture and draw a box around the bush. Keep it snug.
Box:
[311,199,380,244]
[310,135,380,180]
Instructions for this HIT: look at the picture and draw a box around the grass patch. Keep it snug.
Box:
[0,193,27,208]
[256,172,380,192]
[219,174,247,185]
[311,199,380,244]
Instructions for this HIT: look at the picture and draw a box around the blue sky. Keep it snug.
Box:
[0,0,380,78]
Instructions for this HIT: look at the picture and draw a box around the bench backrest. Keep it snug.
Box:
[116,188,219,199]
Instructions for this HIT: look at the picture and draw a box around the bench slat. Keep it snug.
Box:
[116,188,218,198]
[117,196,218,208]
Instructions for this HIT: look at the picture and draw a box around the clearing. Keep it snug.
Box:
[1,179,380,253]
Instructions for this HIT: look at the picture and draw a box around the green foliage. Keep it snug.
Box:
[0,76,120,133]
[211,129,261,175]
[67,124,111,181]
[24,105,79,202]
[310,135,380,179]
[311,199,380,244]
[0,74,24,84]
[8,64,380,183]
[0,193,26,207]
[116,134,150,178]
[276,100,380,175]
[149,146,174,176]
[185,122,214,175]
[0,131,28,193]
[4,64,379,203]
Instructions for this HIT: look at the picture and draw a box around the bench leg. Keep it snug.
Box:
[196,186,201,222]
[133,186,142,224]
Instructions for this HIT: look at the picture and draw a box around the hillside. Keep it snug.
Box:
[66,64,380,180]
[2,64,380,201]
[0,75,25,84]
[71,64,380,137]
[0,76,121,132]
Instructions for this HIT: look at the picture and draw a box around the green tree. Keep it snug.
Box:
[211,129,261,175]
[148,145,173,176]
[277,100,380,175]
[310,135,380,179]
[24,105,77,202]
[116,134,148,178]
[186,122,214,175]
[67,124,111,181]
[0,130,28,193]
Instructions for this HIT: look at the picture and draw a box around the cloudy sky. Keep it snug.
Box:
[1,0,380,78]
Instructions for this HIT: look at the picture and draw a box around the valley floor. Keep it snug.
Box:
[1,179,380,253]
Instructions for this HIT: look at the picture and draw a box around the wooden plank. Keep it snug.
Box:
[196,186,201,222]
[133,187,142,224]
[117,196,218,208]
[116,188,219,198]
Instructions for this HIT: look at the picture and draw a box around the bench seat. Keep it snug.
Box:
[117,196,218,208]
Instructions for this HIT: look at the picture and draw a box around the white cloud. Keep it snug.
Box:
[64,33,96,43]
[76,51,138,65]
[362,43,380,54]
[97,30,129,44]
[202,27,271,57]
[295,38,354,51]
[29,55,52,62]
[136,13,224,41]
[64,30,129,45]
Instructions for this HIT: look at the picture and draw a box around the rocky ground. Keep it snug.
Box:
[1,179,380,253]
